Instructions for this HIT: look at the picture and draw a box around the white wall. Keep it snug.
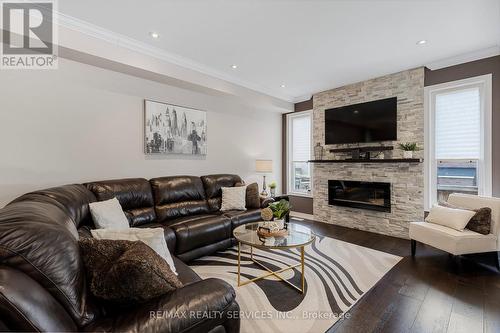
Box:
[0,58,282,207]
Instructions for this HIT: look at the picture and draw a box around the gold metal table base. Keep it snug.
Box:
[237,242,306,293]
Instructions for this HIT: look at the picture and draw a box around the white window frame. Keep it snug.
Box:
[424,74,492,210]
[286,110,313,197]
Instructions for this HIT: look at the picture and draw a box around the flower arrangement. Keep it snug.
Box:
[259,200,291,236]
[268,199,291,221]
[398,142,419,151]
[399,142,419,159]
[268,181,277,196]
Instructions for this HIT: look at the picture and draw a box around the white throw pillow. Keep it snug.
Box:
[425,204,476,231]
[89,198,129,230]
[220,186,247,211]
[90,228,177,275]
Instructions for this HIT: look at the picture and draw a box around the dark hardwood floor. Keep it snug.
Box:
[291,218,500,333]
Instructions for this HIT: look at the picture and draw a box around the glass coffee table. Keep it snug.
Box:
[233,221,315,293]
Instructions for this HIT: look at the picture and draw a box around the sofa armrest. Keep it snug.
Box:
[260,196,274,208]
[0,266,77,332]
[84,278,240,333]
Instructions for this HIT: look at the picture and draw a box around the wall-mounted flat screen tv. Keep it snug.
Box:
[324,97,397,144]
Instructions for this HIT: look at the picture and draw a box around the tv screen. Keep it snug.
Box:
[325,97,397,144]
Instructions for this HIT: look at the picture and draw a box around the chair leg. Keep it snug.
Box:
[411,239,416,257]
[495,252,500,271]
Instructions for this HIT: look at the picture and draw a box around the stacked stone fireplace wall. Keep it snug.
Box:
[312,67,425,238]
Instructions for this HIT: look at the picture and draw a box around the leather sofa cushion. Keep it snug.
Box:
[9,184,96,228]
[223,209,262,230]
[0,201,99,326]
[201,174,243,212]
[85,178,156,227]
[176,239,232,263]
[245,183,261,209]
[169,215,232,254]
[163,213,222,225]
[235,181,261,209]
[150,176,209,222]
[0,266,78,332]
[82,278,238,333]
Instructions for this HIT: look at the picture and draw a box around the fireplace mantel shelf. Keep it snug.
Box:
[308,158,423,163]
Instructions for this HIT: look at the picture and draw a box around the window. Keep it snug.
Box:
[286,111,312,196]
[425,74,492,210]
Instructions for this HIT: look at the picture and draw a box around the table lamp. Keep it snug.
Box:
[255,159,273,196]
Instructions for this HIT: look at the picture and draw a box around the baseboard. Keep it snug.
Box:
[290,211,314,220]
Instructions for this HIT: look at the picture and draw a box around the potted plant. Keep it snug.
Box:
[399,142,419,159]
[268,181,277,197]
[268,199,291,229]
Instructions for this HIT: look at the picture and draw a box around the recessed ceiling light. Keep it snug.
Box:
[416,40,427,45]
[231,64,238,69]
[150,32,160,39]
[280,84,286,88]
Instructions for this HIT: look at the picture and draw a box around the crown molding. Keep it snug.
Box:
[53,11,296,103]
[291,94,313,104]
[426,45,500,70]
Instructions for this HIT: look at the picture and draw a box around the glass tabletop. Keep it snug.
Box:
[233,222,315,249]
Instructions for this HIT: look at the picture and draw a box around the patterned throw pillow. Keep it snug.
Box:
[440,202,492,235]
[79,238,183,304]
[220,186,247,211]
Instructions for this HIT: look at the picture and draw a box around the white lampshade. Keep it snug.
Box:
[255,159,273,173]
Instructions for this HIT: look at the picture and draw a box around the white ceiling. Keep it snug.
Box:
[58,0,500,102]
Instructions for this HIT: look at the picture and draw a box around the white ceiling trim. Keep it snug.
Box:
[426,45,500,70]
[54,10,297,103]
[292,94,313,104]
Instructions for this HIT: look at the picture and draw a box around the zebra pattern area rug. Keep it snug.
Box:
[190,234,402,333]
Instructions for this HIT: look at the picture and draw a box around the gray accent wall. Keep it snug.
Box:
[282,98,315,215]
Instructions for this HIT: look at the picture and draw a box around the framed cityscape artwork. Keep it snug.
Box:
[144,100,207,155]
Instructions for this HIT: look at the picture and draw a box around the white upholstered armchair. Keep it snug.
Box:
[409,193,500,269]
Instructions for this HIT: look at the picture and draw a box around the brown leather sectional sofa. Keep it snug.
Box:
[0,174,271,332]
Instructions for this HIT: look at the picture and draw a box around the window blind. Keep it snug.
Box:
[291,114,311,161]
[435,87,480,159]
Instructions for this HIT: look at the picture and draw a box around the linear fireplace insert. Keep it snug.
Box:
[328,180,391,212]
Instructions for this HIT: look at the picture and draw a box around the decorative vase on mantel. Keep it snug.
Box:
[314,142,324,160]
[403,151,413,159]
[399,142,419,159]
